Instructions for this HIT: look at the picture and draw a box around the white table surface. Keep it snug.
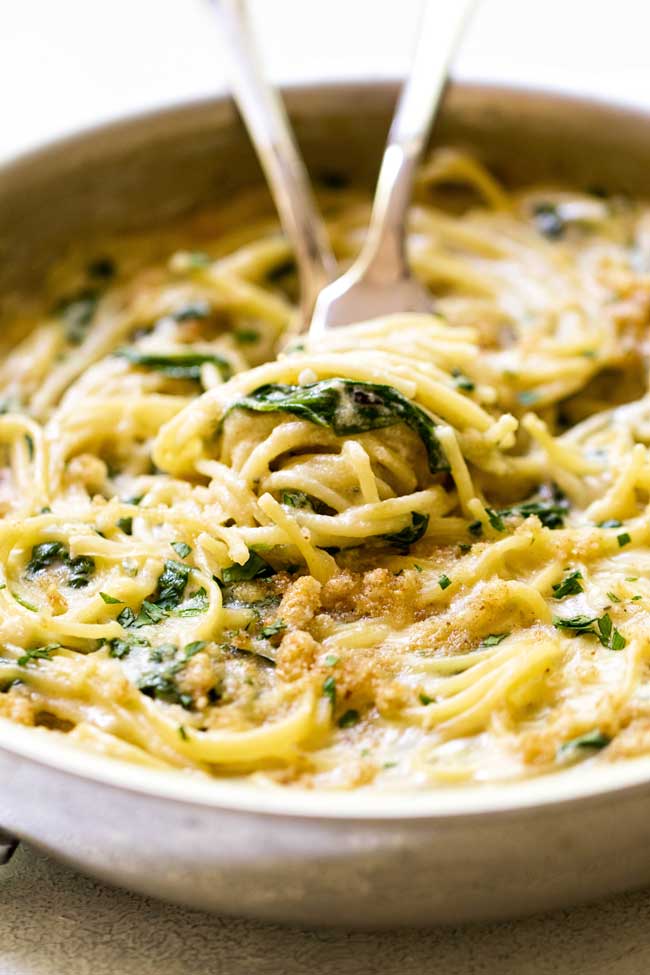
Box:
[3,1,650,972]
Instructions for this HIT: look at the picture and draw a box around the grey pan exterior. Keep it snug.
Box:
[3,82,650,926]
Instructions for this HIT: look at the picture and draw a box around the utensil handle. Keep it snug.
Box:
[360,0,477,281]
[0,827,18,865]
[210,0,336,322]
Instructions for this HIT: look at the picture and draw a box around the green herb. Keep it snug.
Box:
[632,595,643,601]
[178,725,189,741]
[184,641,207,656]
[170,541,192,559]
[324,654,339,666]
[552,570,584,599]
[67,555,95,588]
[222,551,274,583]
[338,709,360,728]
[260,619,286,639]
[117,607,136,628]
[558,729,611,756]
[598,519,622,528]
[553,612,626,650]
[413,564,423,573]
[451,368,475,392]
[438,574,452,590]
[115,348,232,382]
[26,541,65,576]
[322,675,336,706]
[56,289,99,344]
[468,520,483,537]
[13,594,37,612]
[25,541,94,588]
[234,329,260,344]
[138,600,168,625]
[498,491,570,530]
[175,587,209,617]
[481,633,510,647]
[117,517,133,535]
[99,592,122,604]
[533,202,566,240]
[228,379,449,474]
[282,490,314,509]
[382,511,429,552]
[17,643,60,667]
[135,641,205,709]
[152,559,190,610]
[486,508,505,532]
[617,532,631,547]
[458,543,471,554]
[606,591,621,603]
[106,635,150,659]
[419,692,434,705]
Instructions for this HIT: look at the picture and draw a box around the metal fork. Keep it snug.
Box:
[212,0,476,337]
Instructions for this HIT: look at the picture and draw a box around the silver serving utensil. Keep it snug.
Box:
[212,0,475,336]
[310,0,476,337]
[212,0,337,327]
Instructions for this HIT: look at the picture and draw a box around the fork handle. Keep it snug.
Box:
[359,0,477,282]
[211,0,336,323]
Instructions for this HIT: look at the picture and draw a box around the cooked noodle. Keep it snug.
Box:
[2,149,650,789]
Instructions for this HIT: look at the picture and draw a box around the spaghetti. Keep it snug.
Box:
[1,148,650,789]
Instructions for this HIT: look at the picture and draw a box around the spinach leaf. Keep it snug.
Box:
[228,379,449,474]
[382,511,429,552]
[115,348,232,381]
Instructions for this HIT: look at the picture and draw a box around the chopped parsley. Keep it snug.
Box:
[617,532,631,548]
[438,574,452,590]
[419,692,434,705]
[99,592,123,604]
[25,541,95,588]
[558,729,611,757]
[260,619,286,639]
[486,508,506,532]
[324,654,339,667]
[222,551,274,583]
[234,329,260,344]
[382,511,429,552]
[17,643,61,667]
[553,612,626,650]
[481,632,510,647]
[170,541,192,559]
[551,570,584,599]
[322,675,336,706]
[117,517,133,535]
[338,709,360,728]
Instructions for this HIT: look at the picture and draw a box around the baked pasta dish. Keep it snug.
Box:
[1,148,650,789]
